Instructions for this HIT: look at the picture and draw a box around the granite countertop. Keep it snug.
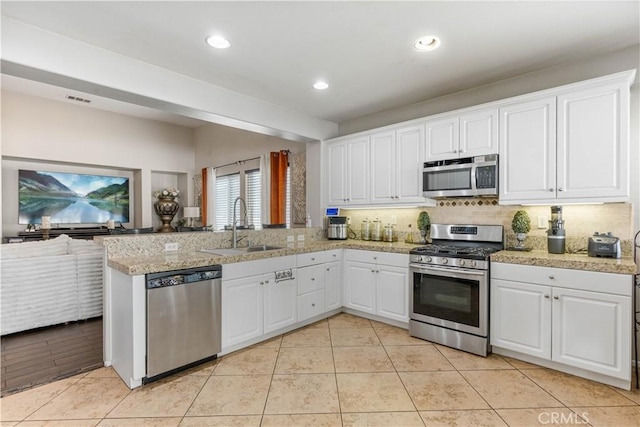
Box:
[107,240,421,276]
[490,250,637,275]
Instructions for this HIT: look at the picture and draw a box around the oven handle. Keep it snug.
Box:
[409,263,486,278]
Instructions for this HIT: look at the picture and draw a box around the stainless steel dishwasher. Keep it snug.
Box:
[145,265,222,382]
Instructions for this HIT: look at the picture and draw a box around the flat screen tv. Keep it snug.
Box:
[18,169,130,225]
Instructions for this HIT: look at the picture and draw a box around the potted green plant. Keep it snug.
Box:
[417,211,431,244]
[511,210,531,249]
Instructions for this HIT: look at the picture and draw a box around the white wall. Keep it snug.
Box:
[194,123,306,170]
[1,91,196,234]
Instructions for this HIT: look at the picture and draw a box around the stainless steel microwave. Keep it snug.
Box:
[422,154,498,198]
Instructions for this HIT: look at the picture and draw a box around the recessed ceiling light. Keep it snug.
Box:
[414,35,441,51]
[313,81,329,90]
[206,35,230,49]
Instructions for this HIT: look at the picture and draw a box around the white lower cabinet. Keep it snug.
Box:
[222,257,297,350]
[297,250,343,322]
[343,250,409,323]
[491,262,632,386]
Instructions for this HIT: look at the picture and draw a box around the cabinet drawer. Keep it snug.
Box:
[297,264,326,295]
[298,289,325,322]
[324,249,342,263]
[492,262,632,296]
[345,249,409,268]
[297,251,324,268]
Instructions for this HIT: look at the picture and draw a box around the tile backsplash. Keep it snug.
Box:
[341,199,634,255]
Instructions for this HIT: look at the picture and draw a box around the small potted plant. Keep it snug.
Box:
[511,209,531,249]
[417,211,431,244]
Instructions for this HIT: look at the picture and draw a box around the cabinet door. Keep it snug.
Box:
[499,97,557,203]
[395,125,426,202]
[556,82,629,201]
[222,276,263,349]
[343,261,376,314]
[325,260,342,311]
[426,116,459,161]
[490,279,551,359]
[370,131,396,204]
[552,287,631,380]
[459,108,498,157]
[326,140,347,205]
[263,273,297,334]
[376,264,409,322]
[346,136,370,205]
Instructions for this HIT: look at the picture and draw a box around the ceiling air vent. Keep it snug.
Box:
[66,95,91,103]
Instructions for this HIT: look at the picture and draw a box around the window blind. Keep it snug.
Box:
[215,173,240,230]
[246,168,262,230]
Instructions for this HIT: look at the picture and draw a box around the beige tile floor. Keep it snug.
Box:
[1,313,639,427]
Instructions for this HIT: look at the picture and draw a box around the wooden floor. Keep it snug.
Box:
[1,317,103,397]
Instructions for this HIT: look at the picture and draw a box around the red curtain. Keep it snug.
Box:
[270,151,288,224]
[201,167,208,226]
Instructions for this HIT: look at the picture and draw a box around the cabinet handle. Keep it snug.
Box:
[548,275,554,279]
[371,269,375,273]
[376,270,380,273]
[311,257,315,261]
[452,149,458,153]
[553,295,559,300]
[260,281,264,285]
[265,280,270,284]
[544,295,550,299]
[548,188,554,192]
[311,277,315,281]
[373,256,377,260]
[326,268,330,271]
[332,254,337,257]
[311,303,316,307]
[558,188,564,192]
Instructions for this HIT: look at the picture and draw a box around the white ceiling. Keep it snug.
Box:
[1,1,639,126]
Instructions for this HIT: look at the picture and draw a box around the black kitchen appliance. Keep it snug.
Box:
[409,224,503,356]
[588,232,621,258]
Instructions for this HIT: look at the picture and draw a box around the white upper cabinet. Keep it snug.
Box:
[499,71,634,205]
[556,82,629,201]
[370,125,426,204]
[426,107,498,161]
[326,136,370,206]
[499,97,557,203]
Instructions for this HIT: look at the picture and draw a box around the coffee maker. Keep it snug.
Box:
[547,205,566,254]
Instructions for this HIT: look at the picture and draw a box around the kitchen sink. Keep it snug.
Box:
[242,245,283,252]
[199,245,283,256]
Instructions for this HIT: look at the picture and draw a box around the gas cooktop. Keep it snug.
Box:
[410,244,500,260]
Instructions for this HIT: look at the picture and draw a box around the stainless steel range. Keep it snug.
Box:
[409,224,503,356]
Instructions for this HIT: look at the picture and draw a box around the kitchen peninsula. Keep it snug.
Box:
[97,229,636,390]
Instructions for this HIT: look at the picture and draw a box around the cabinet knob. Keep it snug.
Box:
[548,275,554,279]
[260,281,264,285]
[553,295,559,300]
[544,295,550,299]
[459,149,465,153]
[376,270,380,273]
[332,254,337,257]
[311,257,315,261]
[371,269,375,273]
[452,149,458,153]
[326,268,330,271]
[373,256,377,260]
[265,280,270,284]
[311,303,316,307]
[311,277,315,281]
[558,188,564,192]
[548,188,554,192]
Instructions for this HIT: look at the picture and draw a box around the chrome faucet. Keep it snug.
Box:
[232,196,248,248]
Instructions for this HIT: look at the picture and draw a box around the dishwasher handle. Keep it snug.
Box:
[146,265,222,289]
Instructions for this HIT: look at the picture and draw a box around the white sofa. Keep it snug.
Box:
[1,235,104,335]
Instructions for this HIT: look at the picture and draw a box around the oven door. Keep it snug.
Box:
[409,263,488,336]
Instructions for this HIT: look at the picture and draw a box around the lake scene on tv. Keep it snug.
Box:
[18,170,130,225]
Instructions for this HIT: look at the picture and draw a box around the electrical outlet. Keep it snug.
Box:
[538,216,548,229]
[297,234,305,241]
[165,242,179,251]
[287,235,295,242]
[391,215,397,225]
[346,216,351,225]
